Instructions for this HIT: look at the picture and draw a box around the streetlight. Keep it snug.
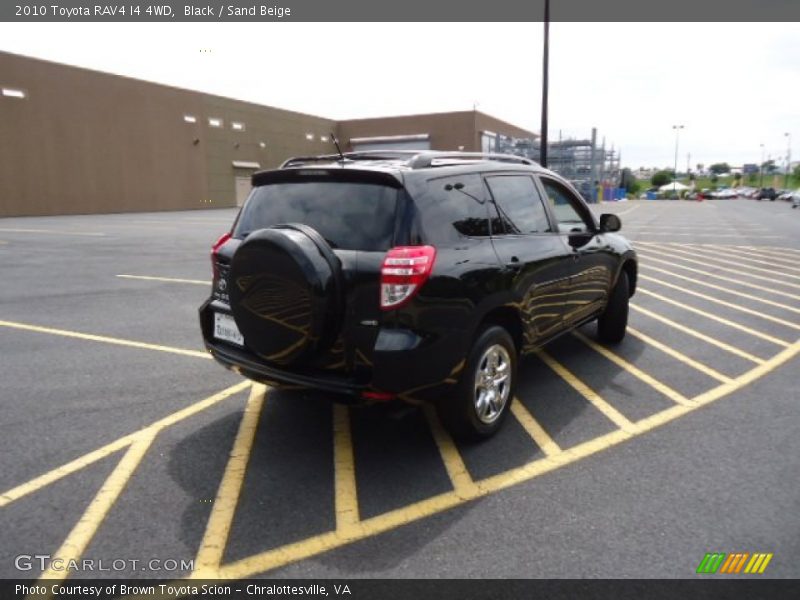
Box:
[672,125,684,184]
[759,143,765,188]
[785,132,792,189]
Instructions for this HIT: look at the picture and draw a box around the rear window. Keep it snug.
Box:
[234,182,398,251]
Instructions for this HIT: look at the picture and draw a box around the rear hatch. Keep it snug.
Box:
[210,167,406,379]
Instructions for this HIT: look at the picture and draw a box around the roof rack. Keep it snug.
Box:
[407,152,536,169]
[280,150,537,170]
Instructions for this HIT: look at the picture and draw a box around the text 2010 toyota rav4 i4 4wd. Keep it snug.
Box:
[200,151,637,440]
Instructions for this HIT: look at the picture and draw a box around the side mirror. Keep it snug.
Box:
[599,213,621,232]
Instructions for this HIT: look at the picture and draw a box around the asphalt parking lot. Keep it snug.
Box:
[1,198,799,584]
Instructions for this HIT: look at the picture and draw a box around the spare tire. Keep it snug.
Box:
[229,224,344,366]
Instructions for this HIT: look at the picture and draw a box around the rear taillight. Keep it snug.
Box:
[380,245,436,310]
[211,232,231,279]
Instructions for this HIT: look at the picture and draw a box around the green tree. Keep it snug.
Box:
[710,174,719,185]
[762,159,778,174]
[709,163,731,174]
[651,170,672,187]
[733,172,742,186]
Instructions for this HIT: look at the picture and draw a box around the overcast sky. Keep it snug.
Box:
[1,22,797,169]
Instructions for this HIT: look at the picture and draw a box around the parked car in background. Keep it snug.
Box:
[776,189,794,202]
[757,187,778,201]
[791,189,800,209]
[713,188,739,199]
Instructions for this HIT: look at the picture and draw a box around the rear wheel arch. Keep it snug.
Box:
[475,305,523,356]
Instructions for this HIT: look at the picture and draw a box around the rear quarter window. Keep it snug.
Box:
[233,181,398,251]
[414,174,490,244]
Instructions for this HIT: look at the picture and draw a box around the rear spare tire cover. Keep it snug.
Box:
[229,224,343,365]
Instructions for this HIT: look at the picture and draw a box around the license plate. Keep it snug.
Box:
[214,312,244,346]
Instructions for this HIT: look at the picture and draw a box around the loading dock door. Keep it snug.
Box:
[235,177,252,207]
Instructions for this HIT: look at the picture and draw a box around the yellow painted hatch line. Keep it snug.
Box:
[0,382,250,508]
[0,319,211,360]
[630,304,765,365]
[37,431,157,591]
[536,350,637,431]
[510,399,562,456]
[639,274,800,332]
[423,405,478,497]
[636,288,792,347]
[679,244,800,274]
[640,264,800,315]
[211,338,800,581]
[637,244,800,290]
[635,250,800,302]
[741,245,800,257]
[193,383,266,576]
[117,274,210,285]
[626,327,732,384]
[572,331,693,406]
[649,242,800,281]
[333,404,361,537]
[719,245,800,267]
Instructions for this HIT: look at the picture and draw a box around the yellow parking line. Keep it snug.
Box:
[423,405,478,497]
[0,320,211,360]
[637,288,792,347]
[0,227,106,237]
[117,274,209,285]
[626,327,732,384]
[680,244,800,274]
[216,336,800,581]
[636,251,800,302]
[0,382,250,508]
[630,304,765,365]
[742,245,800,257]
[615,205,640,216]
[638,245,800,289]
[572,331,693,406]
[536,350,637,431]
[193,383,265,576]
[639,275,800,331]
[510,400,562,456]
[37,430,156,590]
[640,264,800,315]
[653,242,800,280]
[333,404,362,536]
[719,245,800,267]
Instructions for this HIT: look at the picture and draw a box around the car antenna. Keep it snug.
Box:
[330,133,346,164]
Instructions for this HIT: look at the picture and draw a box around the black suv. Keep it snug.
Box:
[200,151,637,439]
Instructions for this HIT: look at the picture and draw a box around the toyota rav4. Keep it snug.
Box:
[199,151,637,439]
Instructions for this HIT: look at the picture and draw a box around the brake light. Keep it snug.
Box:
[211,232,231,278]
[380,245,436,310]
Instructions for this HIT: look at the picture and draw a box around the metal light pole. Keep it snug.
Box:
[540,0,550,168]
[785,132,792,189]
[672,125,684,184]
[759,143,765,188]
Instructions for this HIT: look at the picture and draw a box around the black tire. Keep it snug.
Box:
[597,271,629,344]
[437,325,517,441]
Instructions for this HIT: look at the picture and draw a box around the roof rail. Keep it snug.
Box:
[407,152,537,169]
[280,150,538,170]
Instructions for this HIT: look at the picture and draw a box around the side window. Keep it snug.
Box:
[417,174,490,243]
[485,175,551,235]
[540,178,593,233]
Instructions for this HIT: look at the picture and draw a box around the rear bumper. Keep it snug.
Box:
[199,299,467,401]
[206,340,367,395]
